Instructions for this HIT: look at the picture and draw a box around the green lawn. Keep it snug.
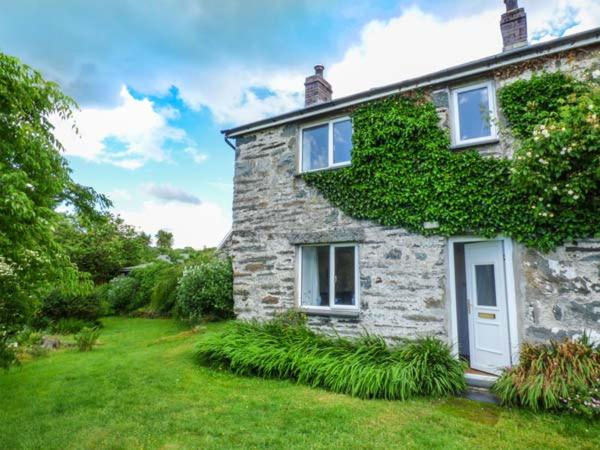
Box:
[0,318,598,449]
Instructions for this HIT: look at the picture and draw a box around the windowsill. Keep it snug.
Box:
[451,138,499,150]
[296,163,351,177]
[300,308,360,318]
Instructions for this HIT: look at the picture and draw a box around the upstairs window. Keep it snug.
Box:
[299,244,358,310]
[451,81,498,146]
[301,117,352,172]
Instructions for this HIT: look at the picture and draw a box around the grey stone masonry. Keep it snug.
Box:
[230,45,600,345]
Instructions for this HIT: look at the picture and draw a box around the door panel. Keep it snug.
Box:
[465,241,511,374]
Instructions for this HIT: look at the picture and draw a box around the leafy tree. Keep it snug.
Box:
[0,52,108,367]
[56,213,153,284]
[156,229,174,250]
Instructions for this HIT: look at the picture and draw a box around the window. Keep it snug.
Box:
[300,117,352,172]
[451,81,497,146]
[299,244,359,309]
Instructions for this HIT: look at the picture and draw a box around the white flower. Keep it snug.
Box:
[526,151,532,157]
[568,190,574,195]
[573,195,579,200]
[552,186,558,191]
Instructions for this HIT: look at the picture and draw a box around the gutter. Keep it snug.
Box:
[223,26,600,138]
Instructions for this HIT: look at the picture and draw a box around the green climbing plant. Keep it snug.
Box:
[303,72,599,251]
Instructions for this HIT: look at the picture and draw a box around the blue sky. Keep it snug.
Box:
[1,0,597,247]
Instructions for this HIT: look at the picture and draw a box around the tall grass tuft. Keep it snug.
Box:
[195,314,465,400]
[492,334,600,416]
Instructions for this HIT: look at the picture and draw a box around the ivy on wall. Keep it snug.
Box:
[303,73,599,251]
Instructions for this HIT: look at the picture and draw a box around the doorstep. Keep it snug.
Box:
[464,371,497,389]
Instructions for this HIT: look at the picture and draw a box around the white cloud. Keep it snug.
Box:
[171,67,304,125]
[107,188,132,202]
[53,85,188,168]
[323,1,600,100]
[142,183,201,205]
[184,146,209,164]
[528,0,600,42]
[118,200,231,249]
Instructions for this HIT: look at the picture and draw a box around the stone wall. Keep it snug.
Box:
[519,240,600,343]
[232,127,447,341]
[230,46,600,344]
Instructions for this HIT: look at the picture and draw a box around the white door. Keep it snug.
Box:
[465,241,511,374]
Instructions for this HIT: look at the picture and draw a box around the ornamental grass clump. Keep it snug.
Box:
[195,313,465,400]
[492,334,600,417]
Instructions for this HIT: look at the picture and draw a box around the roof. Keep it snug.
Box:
[223,27,600,138]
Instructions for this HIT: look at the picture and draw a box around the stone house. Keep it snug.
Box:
[221,2,600,376]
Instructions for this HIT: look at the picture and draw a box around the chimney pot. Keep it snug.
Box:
[304,64,332,107]
[501,0,528,51]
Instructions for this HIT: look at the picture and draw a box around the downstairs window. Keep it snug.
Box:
[299,244,359,310]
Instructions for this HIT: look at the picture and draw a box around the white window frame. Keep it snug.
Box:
[296,243,360,312]
[450,81,498,147]
[299,116,352,173]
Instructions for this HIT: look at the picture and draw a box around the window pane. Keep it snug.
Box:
[333,119,352,164]
[475,264,497,307]
[457,87,491,141]
[301,246,329,307]
[334,246,355,306]
[302,124,328,171]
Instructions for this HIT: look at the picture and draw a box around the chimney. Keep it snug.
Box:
[304,64,332,107]
[501,0,528,51]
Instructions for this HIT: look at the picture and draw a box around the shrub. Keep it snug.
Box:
[75,327,101,352]
[106,276,140,313]
[492,335,600,417]
[176,259,233,321]
[130,263,169,310]
[150,265,183,314]
[52,318,97,335]
[39,290,102,322]
[195,316,465,400]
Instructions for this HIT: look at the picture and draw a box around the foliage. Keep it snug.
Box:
[156,229,174,250]
[52,318,98,335]
[39,288,102,323]
[130,262,170,311]
[303,73,599,251]
[150,264,183,314]
[74,327,101,352]
[0,52,108,367]
[497,72,585,140]
[55,212,152,284]
[176,259,233,321]
[106,276,140,313]
[492,335,600,417]
[1,318,599,449]
[195,317,466,400]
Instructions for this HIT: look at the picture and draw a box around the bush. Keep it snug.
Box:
[75,327,101,352]
[130,263,169,310]
[106,276,140,313]
[176,259,233,321]
[52,318,98,335]
[150,265,183,314]
[195,315,465,400]
[492,334,600,417]
[39,290,102,322]
[93,283,113,316]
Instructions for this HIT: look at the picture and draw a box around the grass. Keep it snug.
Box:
[0,317,598,450]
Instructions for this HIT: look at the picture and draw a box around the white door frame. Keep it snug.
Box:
[447,236,520,367]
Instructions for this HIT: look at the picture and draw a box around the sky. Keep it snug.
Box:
[1,0,598,248]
